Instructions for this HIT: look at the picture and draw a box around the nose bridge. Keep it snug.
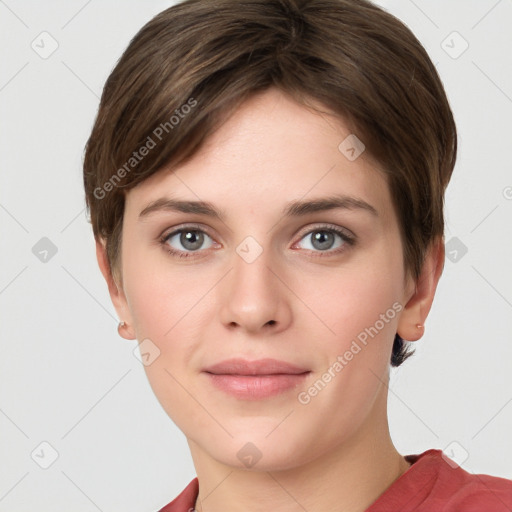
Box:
[218,234,290,332]
[232,234,276,301]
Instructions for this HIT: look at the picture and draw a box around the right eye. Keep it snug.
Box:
[161,226,218,258]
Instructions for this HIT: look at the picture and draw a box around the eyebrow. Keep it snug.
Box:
[138,194,378,221]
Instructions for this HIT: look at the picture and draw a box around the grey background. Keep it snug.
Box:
[1,0,511,510]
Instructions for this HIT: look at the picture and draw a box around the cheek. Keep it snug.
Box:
[337,278,399,340]
[307,253,404,355]
[122,241,190,335]
[293,257,404,428]
[121,248,210,426]
[123,266,170,339]
[122,245,216,368]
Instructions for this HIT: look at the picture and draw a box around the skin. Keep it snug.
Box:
[97,88,444,512]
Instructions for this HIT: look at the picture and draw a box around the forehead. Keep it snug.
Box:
[124,88,394,224]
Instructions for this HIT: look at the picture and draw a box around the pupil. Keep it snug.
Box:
[182,231,203,250]
[313,231,333,250]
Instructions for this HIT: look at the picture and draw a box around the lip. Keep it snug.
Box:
[202,358,311,400]
[203,358,309,376]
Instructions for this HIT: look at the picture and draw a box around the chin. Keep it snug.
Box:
[203,429,314,473]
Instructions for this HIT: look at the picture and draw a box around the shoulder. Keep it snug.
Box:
[438,456,512,511]
[367,449,512,512]
[412,449,512,511]
[158,478,198,512]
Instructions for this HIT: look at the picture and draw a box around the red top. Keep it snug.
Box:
[158,449,512,511]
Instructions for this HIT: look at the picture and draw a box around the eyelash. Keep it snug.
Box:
[159,223,356,260]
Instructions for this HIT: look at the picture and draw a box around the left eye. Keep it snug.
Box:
[294,228,352,253]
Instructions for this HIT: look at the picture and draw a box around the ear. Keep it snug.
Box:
[397,236,445,341]
[95,239,136,340]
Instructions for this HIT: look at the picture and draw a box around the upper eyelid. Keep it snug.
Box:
[162,223,215,240]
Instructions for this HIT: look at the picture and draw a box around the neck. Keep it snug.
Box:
[189,387,411,512]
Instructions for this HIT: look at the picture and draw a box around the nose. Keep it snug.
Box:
[218,242,292,335]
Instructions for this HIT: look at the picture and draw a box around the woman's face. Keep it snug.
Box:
[109,88,419,471]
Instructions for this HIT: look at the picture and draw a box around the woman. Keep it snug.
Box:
[83,0,512,510]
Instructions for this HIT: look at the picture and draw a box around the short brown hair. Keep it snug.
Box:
[83,0,457,367]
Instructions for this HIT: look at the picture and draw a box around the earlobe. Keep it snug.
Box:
[95,239,136,340]
[117,320,135,340]
[397,236,445,342]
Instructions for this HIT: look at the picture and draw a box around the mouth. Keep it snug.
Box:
[203,357,310,376]
[202,358,311,400]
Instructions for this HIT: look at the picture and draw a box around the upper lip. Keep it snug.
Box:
[203,358,310,376]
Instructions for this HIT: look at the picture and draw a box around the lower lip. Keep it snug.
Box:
[204,372,310,400]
